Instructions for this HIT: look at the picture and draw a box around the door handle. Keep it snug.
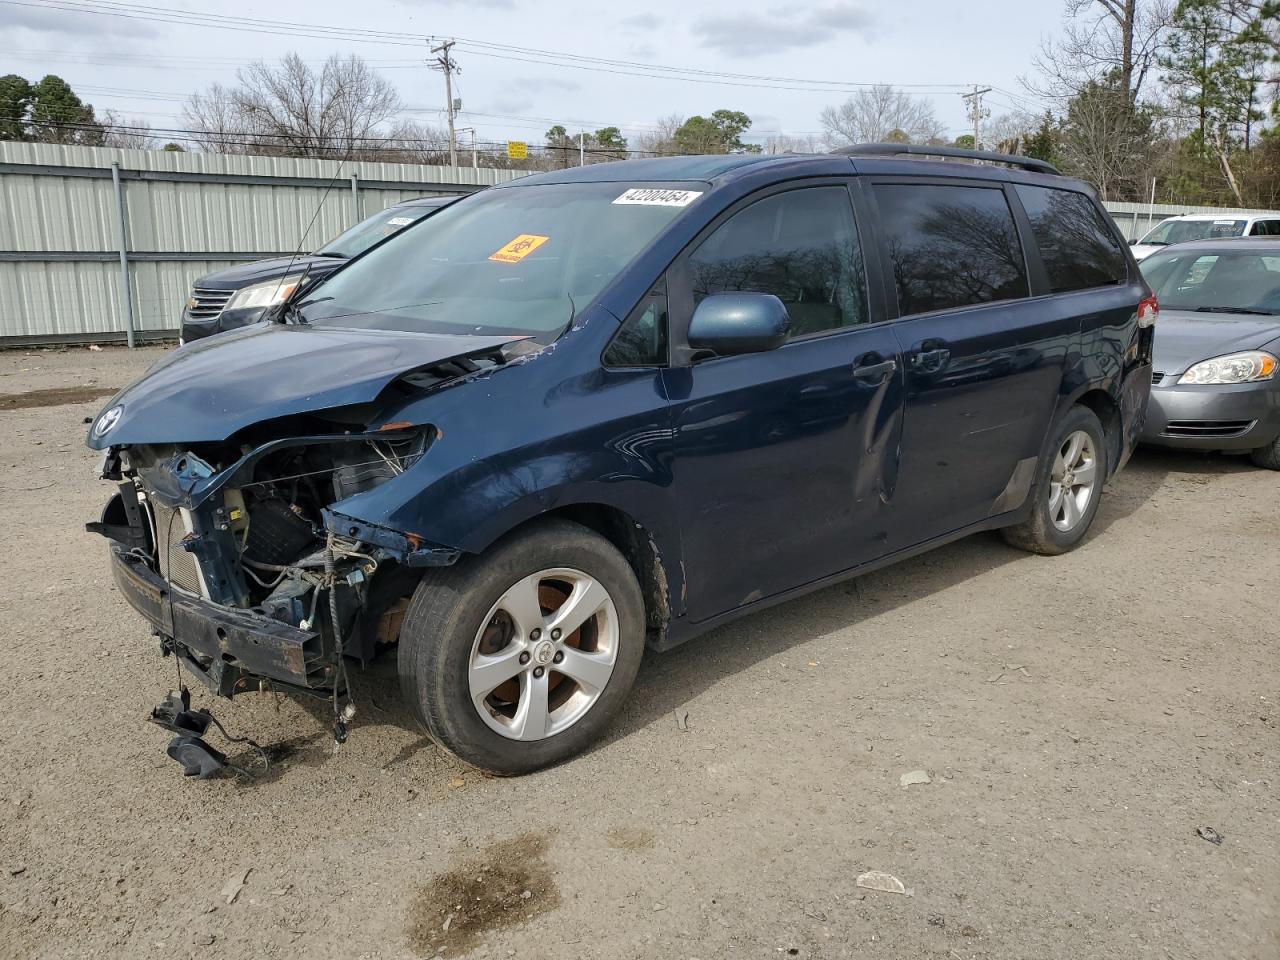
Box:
[852,357,898,382]
[909,345,951,372]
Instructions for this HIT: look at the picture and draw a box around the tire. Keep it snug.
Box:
[1001,405,1109,556]
[1249,435,1280,470]
[397,518,645,775]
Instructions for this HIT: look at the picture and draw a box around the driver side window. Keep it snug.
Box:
[686,186,870,338]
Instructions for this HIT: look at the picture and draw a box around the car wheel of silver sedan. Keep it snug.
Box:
[398,519,645,775]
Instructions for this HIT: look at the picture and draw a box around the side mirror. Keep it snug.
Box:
[688,293,790,357]
[1129,238,1139,246]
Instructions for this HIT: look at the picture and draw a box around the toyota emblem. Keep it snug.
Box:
[94,404,124,437]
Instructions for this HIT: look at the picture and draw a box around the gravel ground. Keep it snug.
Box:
[0,345,1276,960]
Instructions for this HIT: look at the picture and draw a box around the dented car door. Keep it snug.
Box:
[663,183,905,623]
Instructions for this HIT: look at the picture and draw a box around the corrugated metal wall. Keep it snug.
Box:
[0,142,525,343]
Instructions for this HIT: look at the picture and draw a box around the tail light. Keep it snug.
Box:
[1137,294,1159,329]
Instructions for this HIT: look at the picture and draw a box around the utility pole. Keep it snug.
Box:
[456,127,477,169]
[579,131,585,167]
[961,85,992,150]
[430,40,460,167]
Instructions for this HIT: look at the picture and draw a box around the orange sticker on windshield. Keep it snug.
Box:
[489,234,550,263]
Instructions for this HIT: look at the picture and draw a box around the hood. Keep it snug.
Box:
[1153,309,1280,375]
[1130,243,1162,261]
[194,254,345,290]
[87,322,523,448]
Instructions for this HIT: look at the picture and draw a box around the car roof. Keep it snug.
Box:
[499,152,1093,192]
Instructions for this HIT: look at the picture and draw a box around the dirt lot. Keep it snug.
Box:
[0,345,1276,960]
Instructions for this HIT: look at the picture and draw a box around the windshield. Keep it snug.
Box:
[315,203,442,258]
[300,182,701,342]
[1139,218,1246,246]
[1140,249,1280,314]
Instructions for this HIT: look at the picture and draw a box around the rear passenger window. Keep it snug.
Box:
[688,186,870,337]
[874,184,1029,315]
[1015,185,1128,292]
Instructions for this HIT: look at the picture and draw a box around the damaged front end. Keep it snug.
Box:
[85,325,528,723]
[90,425,441,702]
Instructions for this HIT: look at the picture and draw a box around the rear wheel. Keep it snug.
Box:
[398,519,645,775]
[1249,435,1280,470]
[1002,405,1108,555]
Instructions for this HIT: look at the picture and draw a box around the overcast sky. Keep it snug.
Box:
[2,0,1064,147]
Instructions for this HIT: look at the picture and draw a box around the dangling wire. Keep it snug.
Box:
[324,534,356,747]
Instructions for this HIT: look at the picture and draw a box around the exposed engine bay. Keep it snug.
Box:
[94,424,436,692]
[84,326,539,776]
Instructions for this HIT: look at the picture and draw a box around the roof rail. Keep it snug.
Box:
[836,143,1061,176]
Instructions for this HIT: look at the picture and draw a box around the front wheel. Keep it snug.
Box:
[1002,405,1108,555]
[1249,434,1280,470]
[398,519,646,775]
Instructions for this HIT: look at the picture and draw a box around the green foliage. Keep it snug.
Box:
[1161,0,1260,153]
[952,134,976,149]
[1022,113,1059,164]
[0,73,32,141]
[674,109,760,154]
[28,74,101,143]
[592,126,627,153]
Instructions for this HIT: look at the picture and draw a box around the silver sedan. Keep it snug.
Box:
[1139,240,1280,468]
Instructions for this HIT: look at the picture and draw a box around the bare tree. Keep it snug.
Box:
[633,113,684,156]
[764,133,822,154]
[183,53,402,158]
[820,86,948,147]
[1057,78,1166,199]
[984,111,1041,154]
[182,82,245,153]
[384,119,451,165]
[1033,0,1173,103]
[100,110,156,150]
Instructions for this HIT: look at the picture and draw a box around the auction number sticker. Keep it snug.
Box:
[613,188,703,207]
[489,234,550,263]
[386,216,414,226]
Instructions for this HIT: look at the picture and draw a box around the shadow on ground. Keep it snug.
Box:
[233,445,1259,774]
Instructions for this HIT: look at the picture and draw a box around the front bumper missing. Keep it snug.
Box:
[110,543,330,697]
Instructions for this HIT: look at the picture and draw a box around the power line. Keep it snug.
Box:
[1,0,973,95]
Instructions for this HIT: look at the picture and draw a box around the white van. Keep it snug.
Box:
[1130,213,1280,260]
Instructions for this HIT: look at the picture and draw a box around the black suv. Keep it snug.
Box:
[90,146,1154,777]
[179,195,455,342]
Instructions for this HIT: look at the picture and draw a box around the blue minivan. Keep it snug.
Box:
[88,146,1154,776]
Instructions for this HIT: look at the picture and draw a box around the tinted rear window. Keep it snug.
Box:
[1015,185,1127,292]
[874,184,1029,316]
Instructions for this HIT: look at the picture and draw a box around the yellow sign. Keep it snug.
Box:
[507,140,528,160]
[489,234,549,264]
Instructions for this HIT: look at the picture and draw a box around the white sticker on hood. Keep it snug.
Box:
[613,188,703,207]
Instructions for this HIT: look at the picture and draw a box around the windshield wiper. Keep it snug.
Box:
[1192,306,1277,315]
[314,251,347,259]
[280,296,334,325]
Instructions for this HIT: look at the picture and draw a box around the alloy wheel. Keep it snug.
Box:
[1048,429,1098,532]
[468,568,619,741]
